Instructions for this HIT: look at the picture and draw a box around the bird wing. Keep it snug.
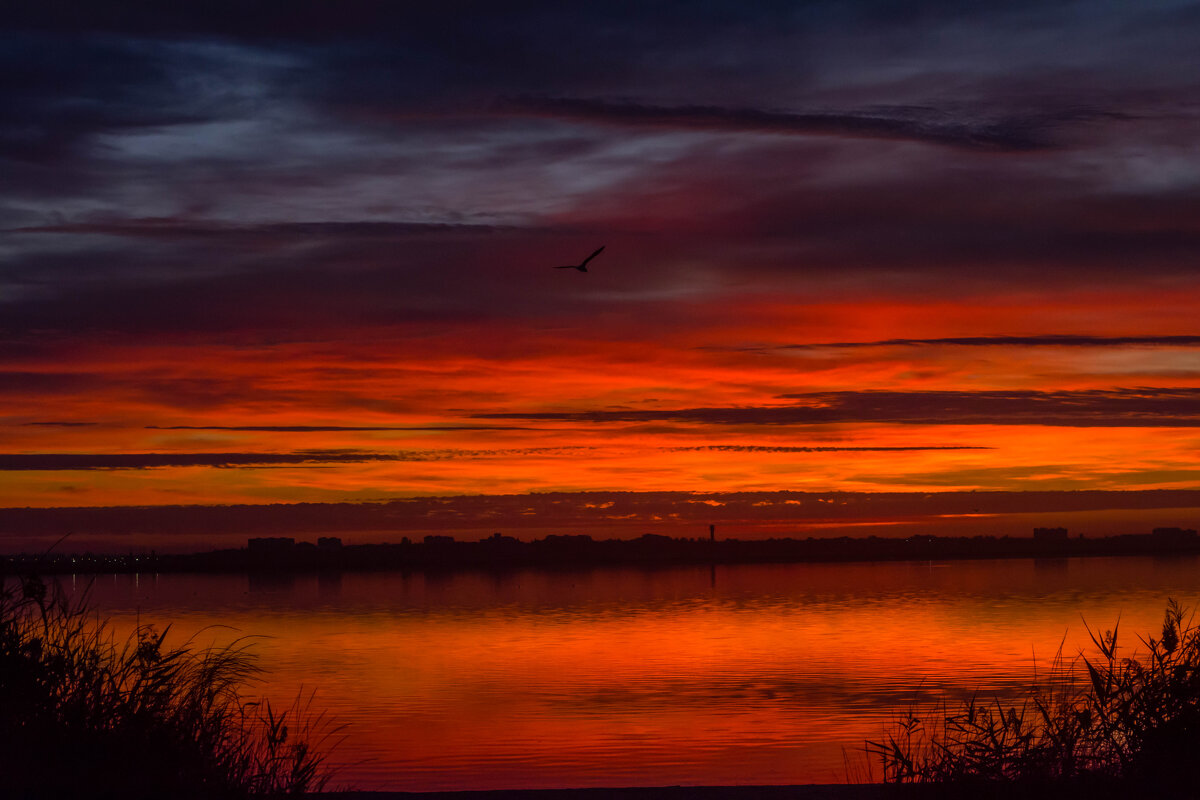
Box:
[580,245,605,266]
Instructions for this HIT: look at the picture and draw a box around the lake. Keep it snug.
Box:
[56,556,1200,791]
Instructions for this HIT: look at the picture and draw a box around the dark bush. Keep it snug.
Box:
[0,574,337,799]
[866,599,1200,797]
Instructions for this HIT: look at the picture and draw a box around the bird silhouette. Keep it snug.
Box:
[553,245,605,272]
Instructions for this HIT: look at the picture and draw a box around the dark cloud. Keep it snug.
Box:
[501,96,1122,152]
[568,138,1200,281]
[5,489,1200,535]
[7,156,1200,339]
[0,221,630,336]
[0,372,103,395]
[22,421,98,427]
[0,444,991,473]
[0,447,584,471]
[6,2,759,43]
[0,34,213,163]
[476,389,1200,428]
[720,336,1200,352]
[6,219,510,239]
[0,453,358,470]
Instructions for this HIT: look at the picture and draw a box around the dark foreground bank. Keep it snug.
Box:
[309,784,1122,800]
[314,787,903,800]
[310,780,1164,800]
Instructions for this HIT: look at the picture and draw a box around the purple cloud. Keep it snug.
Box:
[476,389,1200,428]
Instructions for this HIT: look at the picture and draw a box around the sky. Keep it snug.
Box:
[3,1,1200,549]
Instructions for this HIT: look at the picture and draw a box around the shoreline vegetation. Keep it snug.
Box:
[0,572,338,799]
[862,599,1200,799]
[3,526,1198,575]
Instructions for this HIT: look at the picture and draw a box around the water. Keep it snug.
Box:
[57,556,1200,790]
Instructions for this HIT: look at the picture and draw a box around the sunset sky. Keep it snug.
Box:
[3,2,1200,548]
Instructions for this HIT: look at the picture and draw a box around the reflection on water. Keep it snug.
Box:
[60,557,1200,791]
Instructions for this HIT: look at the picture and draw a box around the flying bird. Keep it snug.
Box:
[553,245,605,272]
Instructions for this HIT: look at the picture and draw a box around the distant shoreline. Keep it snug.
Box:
[4,527,1199,575]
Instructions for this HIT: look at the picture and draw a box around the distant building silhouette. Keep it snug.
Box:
[15,525,1200,577]
[248,537,295,553]
[1033,527,1069,543]
[1152,527,1199,545]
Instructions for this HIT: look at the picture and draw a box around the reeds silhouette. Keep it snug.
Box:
[866,599,1200,796]
[0,573,338,798]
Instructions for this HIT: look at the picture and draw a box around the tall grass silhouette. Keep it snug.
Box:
[0,572,338,798]
[866,599,1200,795]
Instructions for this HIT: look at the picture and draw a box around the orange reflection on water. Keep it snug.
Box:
[69,557,1200,790]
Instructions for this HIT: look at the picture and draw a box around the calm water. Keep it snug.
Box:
[56,557,1200,790]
